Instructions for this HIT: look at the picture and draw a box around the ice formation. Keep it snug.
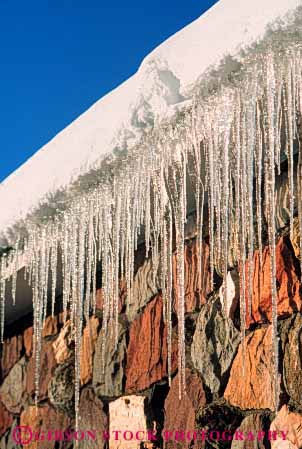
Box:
[0,0,302,427]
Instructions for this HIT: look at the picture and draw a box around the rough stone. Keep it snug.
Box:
[196,401,244,447]
[231,415,268,449]
[280,314,302,406]
[247,237,302,327]
[0,357,26,413]
[26,340,57,401]
[78,388,108,449]
[93,321,127,398]
[173,240,210,313]
[224,326,276,411]
[80,316,99,386]
[270,404,302,449]
[95,282,125,313]
[52,321,74,364]
[0,419,19,449]
[1,335,23,379]
[126,256,160,321]
[125,295,178,392]
[109,396,148,449]
[23,327,33,357]
[164,370,206,449]
[0,401,13,438]
[41,316,58,337]
[48,363,74,414]
[219,271,239,321]
[291,217,301,260]
[125,239,210,321]
[191,296,240,393]
[20,405,70,449]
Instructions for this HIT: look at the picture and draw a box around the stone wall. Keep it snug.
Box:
[0,222,302,449]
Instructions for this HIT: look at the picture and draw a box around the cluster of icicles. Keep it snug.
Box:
[1,44,302,425]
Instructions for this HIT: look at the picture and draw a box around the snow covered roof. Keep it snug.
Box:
[0,0,301,244]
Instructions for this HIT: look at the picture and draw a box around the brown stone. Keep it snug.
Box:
[164,370,206,449]
[224,326,276,411]
[80,316,99,386]
[0,401,13,437]
[95,289,104,310]
[280,314,302,406]
[231,415,267,449]
[20,404,70,449]
[291,217,301,260]
[246,237,302,327]
[95,281,125,313]
[78,388,108,449]
[24,326,34,357]
[0,357,26,413]
[52,321,74,364]
[173,240,210,313]
[1,335,23,379]
[26,340,57,401]
[270,405,302,449]
[42,316,58,337]
[126,296,178,392]
[48,363,74,414]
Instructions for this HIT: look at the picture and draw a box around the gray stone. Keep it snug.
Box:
[126,256,160,321]
[93,323,127,399]
[48,363,74,415]
[191,296,240,393]
[0,420,19,449]
[0,357,26,414]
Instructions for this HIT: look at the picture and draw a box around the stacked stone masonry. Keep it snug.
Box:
[0,225,302,449]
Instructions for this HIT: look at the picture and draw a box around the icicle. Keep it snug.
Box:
[50,226,58,318]
[221,97,232,314]
[0,256,7,343]
[74,207,86,431]
[265,53,280,411]
[255,102,263,268]
[284,56,295,241]
[11,240,19,306]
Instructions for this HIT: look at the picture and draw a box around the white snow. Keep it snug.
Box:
[0,0,300,238]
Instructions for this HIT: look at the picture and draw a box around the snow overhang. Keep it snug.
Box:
[0,0,301,245]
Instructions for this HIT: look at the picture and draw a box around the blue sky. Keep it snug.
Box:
[0,0,217,182]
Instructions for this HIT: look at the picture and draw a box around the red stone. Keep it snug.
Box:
[164,369,206,449]
[0,400,13,437]
[1,335,23,379]
[224,326,276,411]
[173,240,210,313]
[80,316,99,386]
[125,295,178,392]
[20,404,70,449]
[24,327,33,357]
[26,340,57,401]
[245,237,302,327]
